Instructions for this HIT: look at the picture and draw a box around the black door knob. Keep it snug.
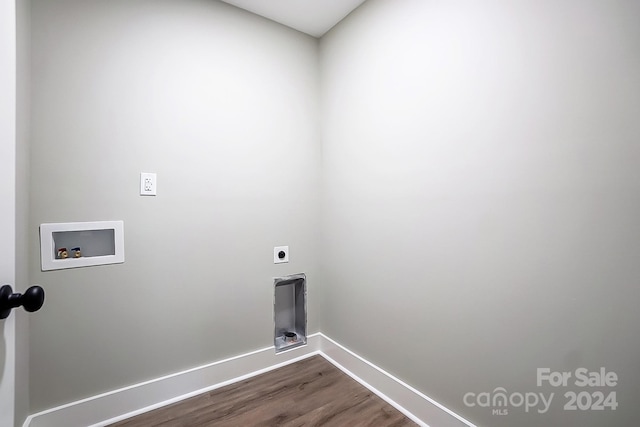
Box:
[0,284,45,319]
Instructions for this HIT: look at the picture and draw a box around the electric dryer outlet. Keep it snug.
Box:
[274,246,289,263]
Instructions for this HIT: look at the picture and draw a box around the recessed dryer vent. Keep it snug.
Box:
[274,273,307,353]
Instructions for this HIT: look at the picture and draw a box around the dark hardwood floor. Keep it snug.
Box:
[109,355,417,426]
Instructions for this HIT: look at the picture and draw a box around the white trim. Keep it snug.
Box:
[23,333,476,427]
[24,335,321,427]
[0,0,17,424]
[319,333,477,427]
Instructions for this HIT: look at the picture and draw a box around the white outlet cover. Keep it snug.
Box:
[274,246,289,263]
[140,172,157,196]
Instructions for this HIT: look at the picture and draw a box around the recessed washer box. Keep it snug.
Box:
[40,221,125,271]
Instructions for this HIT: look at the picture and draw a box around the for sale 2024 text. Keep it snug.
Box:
[537,368,618,411]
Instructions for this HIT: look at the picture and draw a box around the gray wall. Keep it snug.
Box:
[26,0,640,425]
[319,0,640,426]
[29,0,320,412]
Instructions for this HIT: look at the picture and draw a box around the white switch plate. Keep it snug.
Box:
[140,172,157,196]
[274,246,289,264]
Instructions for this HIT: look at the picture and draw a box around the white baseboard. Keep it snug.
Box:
[24,333,475,427]
[319,333,477,427]
[24,335,322,427]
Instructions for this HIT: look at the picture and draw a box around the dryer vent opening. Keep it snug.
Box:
[274,273,307,353]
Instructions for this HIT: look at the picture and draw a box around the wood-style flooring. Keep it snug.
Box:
[109,355,417,427]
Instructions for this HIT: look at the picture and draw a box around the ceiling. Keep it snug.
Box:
[219,0,368,38]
